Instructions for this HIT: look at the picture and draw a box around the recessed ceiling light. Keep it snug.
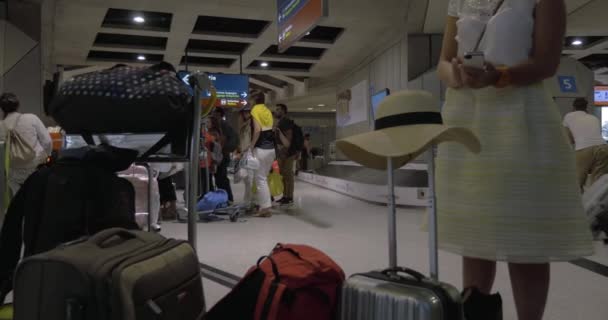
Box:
[307,107,314,111]
[318,104,326,107]
[260,62,269,67]
[137,55,146,61]
[331,109,336,112]
[133,16,145,24]
[306,32,311,36]
[571,39,583,46]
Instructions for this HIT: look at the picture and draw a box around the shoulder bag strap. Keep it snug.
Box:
[4,114,18,132]
[473,0,506,51]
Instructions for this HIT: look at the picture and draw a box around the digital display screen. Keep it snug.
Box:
[277,0,327,52]
[601,107,608,141]
[371,89,390,123]
[595,86,608,106]
[178,71,249,109]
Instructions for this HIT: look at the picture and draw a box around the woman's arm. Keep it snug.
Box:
[250,118,261,150]
[462,0,566,88]
[32,115,52,155]
[507,0,566,85]
[437,16,463,89]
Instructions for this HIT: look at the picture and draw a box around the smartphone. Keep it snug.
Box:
[463,52,485,69]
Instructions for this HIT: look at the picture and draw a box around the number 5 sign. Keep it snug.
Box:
[558,76,578,93]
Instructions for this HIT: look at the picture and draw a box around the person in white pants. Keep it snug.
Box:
[236,108,254,205]
[248,91,276,217]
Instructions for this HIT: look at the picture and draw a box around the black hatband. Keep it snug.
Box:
[375,112,443,130]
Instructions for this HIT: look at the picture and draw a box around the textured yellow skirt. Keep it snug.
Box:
[436,83,593,263]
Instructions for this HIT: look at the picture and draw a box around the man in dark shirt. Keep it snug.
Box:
[212,108,239,203]
[274,104,295,206]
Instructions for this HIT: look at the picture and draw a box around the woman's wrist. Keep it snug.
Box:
[494,67,512,88]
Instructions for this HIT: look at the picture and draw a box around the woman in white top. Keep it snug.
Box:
[437,1,592,319]
[1,93,52,196]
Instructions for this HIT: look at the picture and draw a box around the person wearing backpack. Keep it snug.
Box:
[0,93,52,197]
[274,104,303,207]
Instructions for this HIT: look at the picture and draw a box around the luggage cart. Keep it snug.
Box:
[176,119,256,224]
[60,72,212,313]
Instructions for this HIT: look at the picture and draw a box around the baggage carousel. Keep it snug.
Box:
[297,161,429,207]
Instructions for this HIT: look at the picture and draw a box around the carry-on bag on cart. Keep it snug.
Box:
[335,90,483,320]
[197,189,229,212]
[48,62,193,154]
[118,165,161,229]
[12,228,205,320]
[582,174,608,239]
[204,243,345,320]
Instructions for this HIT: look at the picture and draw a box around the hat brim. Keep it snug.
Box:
[336,124,481,170]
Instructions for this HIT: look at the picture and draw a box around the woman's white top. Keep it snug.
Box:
[449,0,540,67]
[1,112,52,168]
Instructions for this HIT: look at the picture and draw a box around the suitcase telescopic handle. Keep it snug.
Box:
[387,148,439,281]
[90,229,138,248]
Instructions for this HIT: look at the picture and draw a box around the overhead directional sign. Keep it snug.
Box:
[205,73,249,108]
[277,0,327,52]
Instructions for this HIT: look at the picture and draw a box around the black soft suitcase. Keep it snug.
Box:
[48,62,193,154]
[48,62,192,135]
[13,228,204,320]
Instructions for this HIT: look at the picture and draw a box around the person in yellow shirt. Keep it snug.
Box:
[248,91,276,217]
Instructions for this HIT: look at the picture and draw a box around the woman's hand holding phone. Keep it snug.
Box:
[449,57,464,89]
[459,62,500,89]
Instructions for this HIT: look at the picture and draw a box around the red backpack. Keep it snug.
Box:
[205,243,345,320]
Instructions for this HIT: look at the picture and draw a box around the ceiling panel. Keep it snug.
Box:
[94,33,167,50]
[102,8,172,32]
[580,54,608,70]
[301,26,344,44]
[181,56,236,68]
[248,60,313,71]
[87,50,164,63]
[187,39,250,55]
[193,15,270,38]
[262,45,325,59]
[564,36,606,50]
[52,0,412,86]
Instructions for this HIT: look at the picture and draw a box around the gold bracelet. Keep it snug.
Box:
[495,67,511,88]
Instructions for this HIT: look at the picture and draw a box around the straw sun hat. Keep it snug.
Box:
[336,90,481,170]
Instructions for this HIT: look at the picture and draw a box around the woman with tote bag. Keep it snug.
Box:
[1,93,52,197]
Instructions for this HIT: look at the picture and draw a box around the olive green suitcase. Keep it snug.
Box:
[13,228,204,320]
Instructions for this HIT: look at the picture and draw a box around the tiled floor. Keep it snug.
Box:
[163,181,608,320]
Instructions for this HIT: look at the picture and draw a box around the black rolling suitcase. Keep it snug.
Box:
[340,150,464,319]
[0,146,140,305]
[13,228,204,320]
